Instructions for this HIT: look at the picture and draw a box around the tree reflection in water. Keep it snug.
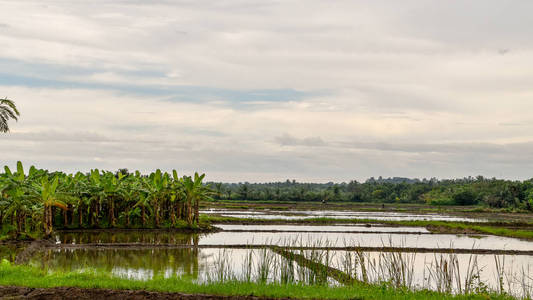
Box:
[32,231,207,280]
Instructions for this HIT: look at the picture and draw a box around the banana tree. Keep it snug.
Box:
[182,172,212,225]
[170,170,185,226]
[32,175,68,236]
[134,193,151,227]
[121,176,142,227]
[1,162,33,235]
[101,171,125,227]
[144,169,170,227]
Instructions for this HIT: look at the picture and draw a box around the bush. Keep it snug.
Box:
[452,189,477,205]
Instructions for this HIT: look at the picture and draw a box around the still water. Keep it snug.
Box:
[201,208,487,222]
[55,230,533,251]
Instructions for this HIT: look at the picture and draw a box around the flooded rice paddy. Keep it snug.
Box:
[3,209,532,298]
[216,224,430,233]
[54,228,532,251]
[201,208,488,222]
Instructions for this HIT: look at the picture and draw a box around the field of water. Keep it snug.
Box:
[201,208,488,222]
[2,208,533,298]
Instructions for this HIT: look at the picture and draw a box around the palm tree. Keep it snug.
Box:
[0,98,20,133]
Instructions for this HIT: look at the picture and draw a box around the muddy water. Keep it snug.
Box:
[198,232,533,250]
[26,245,532,297]
[201,209,487,222]
[22,227,533,297]
[56,231,203,245]
[216,224,430,233]
[0,243,25,262]
[29,247,268,281]
[304,250,533,297]
[55,230,533,251]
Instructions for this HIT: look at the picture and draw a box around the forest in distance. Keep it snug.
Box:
[210,175,533,210]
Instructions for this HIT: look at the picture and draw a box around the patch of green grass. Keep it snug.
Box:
[0,261,514,300]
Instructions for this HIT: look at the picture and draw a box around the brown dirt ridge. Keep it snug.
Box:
[0,286,297,300]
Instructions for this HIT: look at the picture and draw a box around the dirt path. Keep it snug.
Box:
[0,286,293,300]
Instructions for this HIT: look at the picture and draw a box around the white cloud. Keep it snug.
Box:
[1,0,533,181]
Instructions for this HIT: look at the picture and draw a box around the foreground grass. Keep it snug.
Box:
[203,215,533,240]
[0,262,514,300]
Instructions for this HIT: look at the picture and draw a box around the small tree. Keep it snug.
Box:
[0,98,20,133]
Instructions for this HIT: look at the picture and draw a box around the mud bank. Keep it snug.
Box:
[0,286,292,300]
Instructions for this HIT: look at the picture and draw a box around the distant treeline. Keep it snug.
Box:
[208,176,533,210]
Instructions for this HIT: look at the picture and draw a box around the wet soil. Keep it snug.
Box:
[47,242,533,255]
[56,227,222,234]
[425,224,479,235]
[203,201,533,223]
[0,286,296,300]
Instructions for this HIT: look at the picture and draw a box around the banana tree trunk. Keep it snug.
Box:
[68,205,74,226]
[154,201,160,227]
[63,209,68,227]
[109,198,115,227]
[44,205,53,237]
[186,198,192,226]
[171,202,176,226]
[194,198,199,224]
[16,213,22,235]
[95,201,100,227]
[141,205,146,227]
[78,204,83,227]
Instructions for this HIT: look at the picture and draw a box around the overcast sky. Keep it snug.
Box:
[2,0,533,182]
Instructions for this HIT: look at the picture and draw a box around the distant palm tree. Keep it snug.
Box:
[0,98,20,133]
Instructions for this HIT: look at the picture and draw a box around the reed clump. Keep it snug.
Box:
[204,237,533,299]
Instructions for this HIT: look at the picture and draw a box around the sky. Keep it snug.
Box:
[2,0,533,182]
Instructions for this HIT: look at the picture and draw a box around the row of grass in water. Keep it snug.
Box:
[204,237,533,300]
[0,259,518,300]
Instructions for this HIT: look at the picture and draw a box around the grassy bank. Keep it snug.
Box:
[202,215,533,240]
[0,261,514,300]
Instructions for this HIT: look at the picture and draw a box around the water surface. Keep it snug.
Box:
[202,209,486,222]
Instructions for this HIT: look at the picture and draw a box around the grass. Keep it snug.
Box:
[0,260,516,300]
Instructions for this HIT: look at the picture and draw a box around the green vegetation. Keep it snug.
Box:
[0,162,213,239]
[209,177,533,211]
[0,98,19,133]
[0,260,515,300]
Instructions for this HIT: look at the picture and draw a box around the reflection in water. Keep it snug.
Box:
[23,244,533,298]
[57,231,203,245]
[7,229,533,297]
[216,224,430,233]
[30,247,206,280]
[55,230,533,251]
[47,232,204,279]
[0,244,25,262]
[201,209,487,222]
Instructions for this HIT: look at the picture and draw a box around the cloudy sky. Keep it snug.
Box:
[2,0,533,182]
